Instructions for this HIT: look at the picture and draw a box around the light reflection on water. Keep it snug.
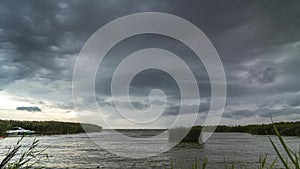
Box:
[0,131,299,169]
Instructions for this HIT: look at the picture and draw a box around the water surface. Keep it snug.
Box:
[0,131,299,169]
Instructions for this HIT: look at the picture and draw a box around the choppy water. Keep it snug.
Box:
[0,131,299,169]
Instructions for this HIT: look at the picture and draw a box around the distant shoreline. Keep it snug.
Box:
[1,120,299,138]
[104,121,300,137]
[196,121,300,137]
[0,119,102,137]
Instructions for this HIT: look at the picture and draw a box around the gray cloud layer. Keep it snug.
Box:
[0,0,300,125]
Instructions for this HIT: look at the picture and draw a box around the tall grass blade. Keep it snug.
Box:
[202,157,207,169]
[231,163,234,169]
[268,157,277,169]
[270,114,299,168]
[269,137,290,169]
[0,145,21,169]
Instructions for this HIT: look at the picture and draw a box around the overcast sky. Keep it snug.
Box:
[0,0,300,128]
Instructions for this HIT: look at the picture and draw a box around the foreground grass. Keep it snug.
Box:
[0,137,48,169]
[166,122,300,169]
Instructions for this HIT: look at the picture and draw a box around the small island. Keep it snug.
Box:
[0,119,102,137]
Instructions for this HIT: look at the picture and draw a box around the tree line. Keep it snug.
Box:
[0,120,102,136]
[168,121,300,143]
[192,121,300,136]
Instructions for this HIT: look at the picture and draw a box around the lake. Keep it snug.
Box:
[0,131,299,169]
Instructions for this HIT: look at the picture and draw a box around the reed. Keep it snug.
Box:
[0,137,48,169]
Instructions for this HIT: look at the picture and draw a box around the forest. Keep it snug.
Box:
[168,121,300,143]
[0,120,102,136]
[192,121,300,136]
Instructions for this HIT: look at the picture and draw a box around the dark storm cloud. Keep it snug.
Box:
[131,101,150,110]
[256,91,300,108]
[223,109,254,119]
[16,106,42,112]
[163,102,210,116]
[97,97,113,107]
[95,34,211,99]
[0,0,146,86]
[245,67,277,85]
[245,104,299,122]
[224,107,300,120]
[1,0,300,123]
[260,108,300,119]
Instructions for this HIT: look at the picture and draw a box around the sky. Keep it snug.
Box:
[0,0,300,128]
